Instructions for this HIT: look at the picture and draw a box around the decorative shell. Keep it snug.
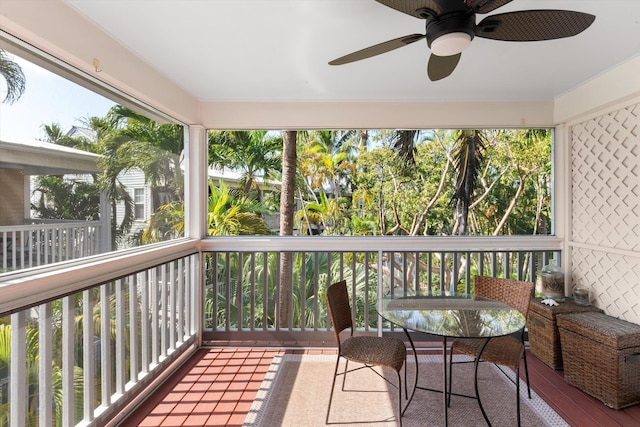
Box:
[541,298,559,306]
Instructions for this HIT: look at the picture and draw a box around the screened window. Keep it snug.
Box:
[206,129,553,237]
[0,40,185,275]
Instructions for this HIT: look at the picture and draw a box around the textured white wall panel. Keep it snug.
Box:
[570,102,640,323]
[571,248,640,323]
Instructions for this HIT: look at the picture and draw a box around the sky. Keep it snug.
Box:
[0,55,115,143]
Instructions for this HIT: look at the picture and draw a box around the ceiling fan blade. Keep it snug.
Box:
[476,10,596,41]
[427,53,461,81]
[329,34,425,65]
[465,0,513,14]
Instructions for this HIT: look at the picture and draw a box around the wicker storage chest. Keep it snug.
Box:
[528,298,602,370]
[557,312,640,409]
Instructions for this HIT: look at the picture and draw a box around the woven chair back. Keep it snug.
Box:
[326,280,353,344]
[474,276,534,317]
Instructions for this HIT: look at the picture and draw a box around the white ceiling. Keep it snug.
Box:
[64,0,640,103]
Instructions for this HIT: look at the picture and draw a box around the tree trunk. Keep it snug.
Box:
[278,131,297,327]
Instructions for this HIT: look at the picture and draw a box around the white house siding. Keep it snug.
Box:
[570,102,640,324]
[116,168,151,245]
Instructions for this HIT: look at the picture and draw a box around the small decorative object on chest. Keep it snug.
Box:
[537,260,565,302]
[572,285,591,306]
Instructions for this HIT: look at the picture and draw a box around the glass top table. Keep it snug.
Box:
[378,293,527,427]
[379,294,526,338]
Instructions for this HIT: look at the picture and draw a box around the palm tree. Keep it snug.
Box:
[0,49,26,104]
[206,180,272,236]
[96,106,184,248]
[390,129,420,171]
[298,130,357,198]
[450,130,487,236]
[278,130,297,326]
[208,130,282,200]
[142,180,272,242]
[106,106,184,206]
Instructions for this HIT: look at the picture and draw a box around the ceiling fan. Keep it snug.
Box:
[329,0,595,81]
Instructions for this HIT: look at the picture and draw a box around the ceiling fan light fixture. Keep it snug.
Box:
[430,32,472,56]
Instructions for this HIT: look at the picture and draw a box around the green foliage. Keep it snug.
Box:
[0,49,26,104]
[31,176,100,221]
[205,251,379,331]
[0,321,84,427]
[208,130,282,199]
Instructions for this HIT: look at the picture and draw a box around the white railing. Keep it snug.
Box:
[1,221,107,272]
[0,252,200,427]
[0,235,563,426]
[200,236,563,342]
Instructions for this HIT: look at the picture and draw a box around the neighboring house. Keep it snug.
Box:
[66,125,97,141]
[0,138,110,269]
[0,138,103,226]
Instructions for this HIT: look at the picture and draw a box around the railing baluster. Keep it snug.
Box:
[151,267,159,365]
[298,252,307,331]
[39,302,53,427]
[101,282,112,405]
[225,253,231,331]
[2,232,6,270]
[176,258,184,343]
[116,278,126,394]
[503,251,510,278]
[62,295,74,426]
[262,252,268,331]
[161,265,168,358]
[439,252,445,293]
[19,230,24,270]
[491,252,497,277]
[427,252,432,295]
[364,251,370,330]
[130,274,139,382]
[313,251,320,332]
[237,252,244,330]
[83,289,96,422]
[140,271,150,374]
[249,253,256,331]
[27,230,33,269]
[465,251,472,293]
[170,261,176,350]
[10,311,26,427]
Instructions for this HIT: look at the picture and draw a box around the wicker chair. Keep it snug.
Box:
[326,280,407,426]
[448,276,534,427]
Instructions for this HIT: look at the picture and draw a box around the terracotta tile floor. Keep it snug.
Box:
[121,346,340,427]
[118,344,640,427]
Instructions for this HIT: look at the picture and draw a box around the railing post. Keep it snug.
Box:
[62,295,74,427]
[10,312,26,427]
[377,249,383,337]
[83,290,96,422]
[39,302,53,427]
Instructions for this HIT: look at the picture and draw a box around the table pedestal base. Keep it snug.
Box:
[401,329,492,427]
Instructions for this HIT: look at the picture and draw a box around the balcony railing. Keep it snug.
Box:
[1,220,108,273]
[0,235,562,426]
[201,236,562,342]
[0,250,199,427]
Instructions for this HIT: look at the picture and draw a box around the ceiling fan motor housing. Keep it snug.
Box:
[425,12,476,48]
